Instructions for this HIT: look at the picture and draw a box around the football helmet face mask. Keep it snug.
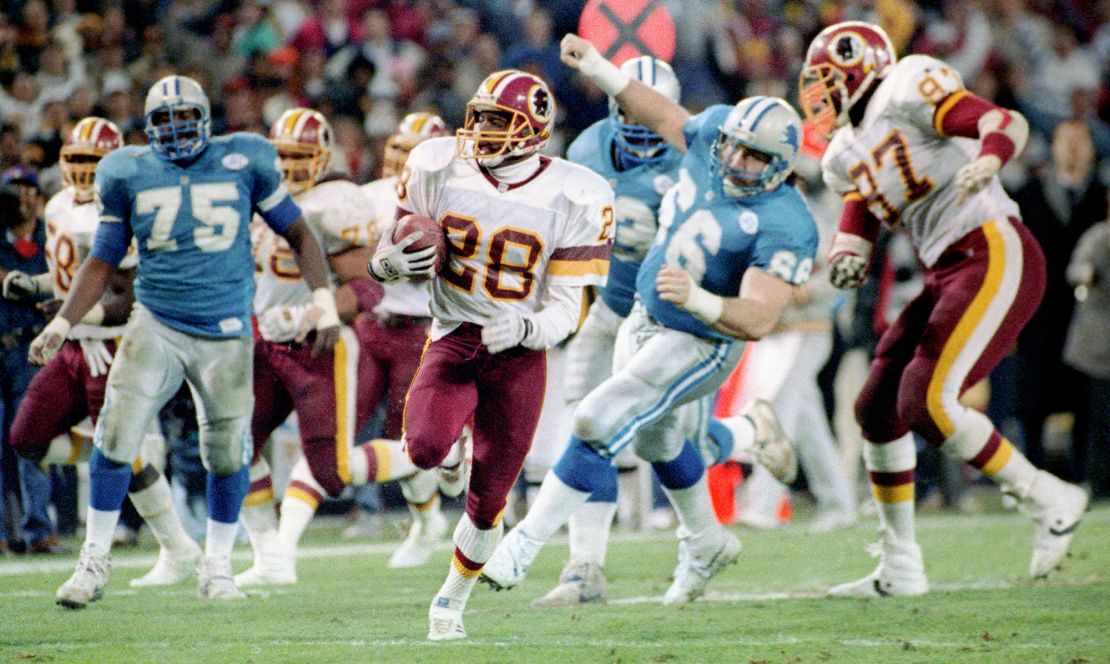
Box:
[457,70,555,165]
[382,112,448,179]
[270,108,333,194]
[60,117,122,203]
[798,21,896,137]
[711,96,802,198]
[144,75,212,161]
[609,56,680,167]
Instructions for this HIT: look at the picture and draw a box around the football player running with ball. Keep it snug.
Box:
[504,35,817,605]
[481,56,798,607]
[6,117,202,588]
[35,76,339,607]
[798,22,1087,596]
[368,70,614,640]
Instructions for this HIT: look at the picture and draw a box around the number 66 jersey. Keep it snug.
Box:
[820,55,1020,267]
[397,136,614,341]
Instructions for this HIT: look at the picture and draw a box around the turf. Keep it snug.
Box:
[1,504,1107,664]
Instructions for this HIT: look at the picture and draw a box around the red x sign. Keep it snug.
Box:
[578,0,676,66]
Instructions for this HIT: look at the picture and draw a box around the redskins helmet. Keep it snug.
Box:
[270,108,333,194]
[457,70,555,164]
[798,21,896,136]
[382,112,448,178]
[61,117,123,203]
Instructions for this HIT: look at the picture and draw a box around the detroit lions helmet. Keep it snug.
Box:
[144,75,211,161]
[712,96,802,198]
[609,56,680,167]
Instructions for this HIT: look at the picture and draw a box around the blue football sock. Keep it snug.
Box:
[88,448,132,512]
[554,436,616,496]
[707,418,735,465]
[206,465,249,525]
[652,439,705,490]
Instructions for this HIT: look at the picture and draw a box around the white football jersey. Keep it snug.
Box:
[253,178,371,313]
[44,186,137,340]
[397,137,614,340]
[361,175,432,318]
[822,55,1020,267]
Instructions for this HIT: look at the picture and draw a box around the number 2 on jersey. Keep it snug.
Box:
[137,183,241,252]
[440,213,543,301]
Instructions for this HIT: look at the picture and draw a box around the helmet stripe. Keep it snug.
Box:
[740,96,769,123]
[80,119,94,142]
[485,70,513,94]
[412,114,427,133]
[174,76,180,95]
[748,99,780,132]
[284,110,302,137]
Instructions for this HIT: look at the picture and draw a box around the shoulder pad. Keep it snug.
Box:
[97,147,144,180]
[566,121,605,165]
[562,160,613,206]
[885,55,963,102]
[406,137,456,173]
[360,176,396,196]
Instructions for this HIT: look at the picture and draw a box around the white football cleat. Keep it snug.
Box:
[198,557,247,600]
[530,559,607,608]
[389,508,449,568]
[1015,471,1088,577]
[55,544,110,609]
[663,526,741,605]
[437,439,471,498]
[827,528,928,598]
[130,540,202,587]
[742,399,797,484]
[479,525,544,591]
[233,545,297,587]
[428,602,466,641]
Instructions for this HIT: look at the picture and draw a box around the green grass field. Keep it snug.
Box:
[1,503,1107,664]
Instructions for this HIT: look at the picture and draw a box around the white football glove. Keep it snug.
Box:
[368,231,437,282]
[827,232,874,290]
[79,339,114,377]
[559,33,630,96]
[955,155,1001,204]
[28,316,70,365]
[258,303,309,343]
[3,270,50,300]
[482,313,534,354]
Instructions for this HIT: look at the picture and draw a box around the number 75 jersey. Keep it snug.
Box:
[821,54,1020,267]
[397,137,614,338]
[91,133,301,337]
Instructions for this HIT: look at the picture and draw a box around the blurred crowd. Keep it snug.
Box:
[1,0,1108,551]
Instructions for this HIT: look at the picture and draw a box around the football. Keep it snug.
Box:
[392,213,446,280]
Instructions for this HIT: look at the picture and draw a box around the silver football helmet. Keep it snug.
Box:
[713,96,802,198]
[144,75,212,161]
[609,56,681,166]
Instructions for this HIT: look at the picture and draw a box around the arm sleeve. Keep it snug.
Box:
[250,138,301,233]
[522,282,582,350]
[837,196,883,243]
[934,91,1027,164]
[89,168,133,266]
[548,176,614,288]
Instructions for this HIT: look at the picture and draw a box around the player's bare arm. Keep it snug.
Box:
[327,245,381,322]
[98,266,137,326]
[656,264,792,340]
[28,256,113,364]
[560,33,690,152]
[281,217,341,356]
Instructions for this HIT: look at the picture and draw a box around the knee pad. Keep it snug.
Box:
[402,433,449,470]
[200,418,249,476]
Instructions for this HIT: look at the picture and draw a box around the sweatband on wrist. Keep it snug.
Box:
[31,272,53,295]
[46,315,71,339]
[589,56,631,97]
[684,285,723,324]
[312,287,338,318]
[80,302,105,326]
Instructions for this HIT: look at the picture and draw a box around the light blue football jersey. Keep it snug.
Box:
[567,120,681,318]
[637,105,818,341]
[91,133,301,337]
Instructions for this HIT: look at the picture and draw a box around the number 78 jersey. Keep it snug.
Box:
[397,137,614,338]
[821,54,1019,267]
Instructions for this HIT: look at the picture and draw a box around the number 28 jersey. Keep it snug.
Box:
[397,137,614,340]
[91,133,301,337]
[822,55,1020,267]
[637,105,818,342]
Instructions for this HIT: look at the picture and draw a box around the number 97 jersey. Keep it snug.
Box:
[637,105,818,342]
[821,54,1020,267]
[91,133,301,337]
[397,137,614,339]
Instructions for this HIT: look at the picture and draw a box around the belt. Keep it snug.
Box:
[375,313,432,329]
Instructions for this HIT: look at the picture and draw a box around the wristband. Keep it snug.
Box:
[684,285,723,324]
[80,302,105,326]
[581,49,631,97]
[312,287,339,321]
[45,315,71,339]
[31,272,53,295]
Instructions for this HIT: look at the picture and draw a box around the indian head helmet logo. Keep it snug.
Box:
[829,32,866,67]
[529,85,553,122]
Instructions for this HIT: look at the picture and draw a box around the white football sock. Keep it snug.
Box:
[205,519,238,560]
[85,507,121,556]
[661,475,719,535]
[518,470,592,543]
[568,501,618,566]
[718,415,757,457]
[278,458,325,550]
[433,513,501,613]
[129,473,196,552]
[864,434,917,543]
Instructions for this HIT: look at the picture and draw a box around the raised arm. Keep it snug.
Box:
[560,34,690,152]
